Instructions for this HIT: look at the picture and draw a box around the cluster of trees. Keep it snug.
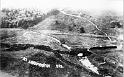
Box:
[0,8,45,29]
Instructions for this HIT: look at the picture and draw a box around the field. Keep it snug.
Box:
[0,9,123,77]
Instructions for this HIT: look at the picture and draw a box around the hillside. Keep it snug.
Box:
[0,8,123,77]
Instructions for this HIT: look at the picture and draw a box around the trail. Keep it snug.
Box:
[59,10,112,41]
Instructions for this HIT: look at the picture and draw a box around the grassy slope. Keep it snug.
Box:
[0,9,123,77]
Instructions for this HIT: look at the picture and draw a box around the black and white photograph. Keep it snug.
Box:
[0,0,123,77]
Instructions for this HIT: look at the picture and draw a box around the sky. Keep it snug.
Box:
[1,0,123,15]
